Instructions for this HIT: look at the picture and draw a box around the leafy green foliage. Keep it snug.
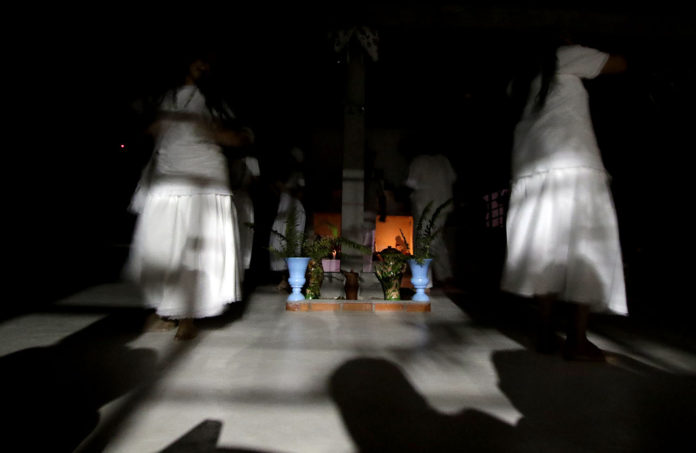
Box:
[303,223,371,262]
[268,206,306,258]
[402,198,453,264]
[374,246,408,300]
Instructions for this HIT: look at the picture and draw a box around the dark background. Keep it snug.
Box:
[8,2,695,321]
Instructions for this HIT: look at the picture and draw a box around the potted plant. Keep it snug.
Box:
[400,198,453,301]
[268,206,309,301]
[374,246,409,300]
[303,237,329,300]
[303,224,371,299]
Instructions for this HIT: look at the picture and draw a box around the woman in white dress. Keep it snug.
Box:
[127,52,252,340]
[501,39,628,360]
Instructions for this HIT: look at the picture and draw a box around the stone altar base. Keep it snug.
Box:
[286,269,430,312]
[286,300,430,313]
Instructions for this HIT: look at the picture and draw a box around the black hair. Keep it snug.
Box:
[508,31,563,121]
[534,40,560,112]
[157,45,236,124]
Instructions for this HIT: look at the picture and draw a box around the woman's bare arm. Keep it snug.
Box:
[212,125,255,147]
[601,54,628,74]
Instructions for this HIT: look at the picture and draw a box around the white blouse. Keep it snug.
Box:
[512,45,610,178]
[150,85,232,195]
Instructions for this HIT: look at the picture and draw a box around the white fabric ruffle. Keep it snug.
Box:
[501,168,627,315]
[126,193,243,319]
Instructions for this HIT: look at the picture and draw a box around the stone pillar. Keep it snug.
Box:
[341,40,366,266]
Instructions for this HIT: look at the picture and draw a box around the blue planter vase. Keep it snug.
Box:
[409,258,432,302]
[286,257,311,301]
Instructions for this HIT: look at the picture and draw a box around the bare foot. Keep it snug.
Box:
[563,339,606,362]
[175,319,198,341]
[144,313,177,332]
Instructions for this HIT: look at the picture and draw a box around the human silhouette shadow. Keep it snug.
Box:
[0,310,157,452]
[329,357,522,453]
[329,353,696,452]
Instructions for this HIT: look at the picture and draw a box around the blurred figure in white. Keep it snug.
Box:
[227,149,260,273]
[126,49,253,340]
[405,146,457,287]
[268,151,306,291]
[501,34,628,360]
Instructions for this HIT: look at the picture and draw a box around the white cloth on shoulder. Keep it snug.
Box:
[512,45,609,177]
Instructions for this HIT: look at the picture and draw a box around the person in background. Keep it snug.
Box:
[268,150,307,291]
[404,141,457,287]
[226,138,260,281]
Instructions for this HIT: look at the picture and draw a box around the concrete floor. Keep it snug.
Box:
[2,281,695,452]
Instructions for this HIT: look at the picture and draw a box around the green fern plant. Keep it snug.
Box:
[401,198,453,264]
[303,223,371,261]
[268,205,306,258]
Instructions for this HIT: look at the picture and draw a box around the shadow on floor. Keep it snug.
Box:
[0,309,157,452]
[195,296,251,332]
[445,287,696,359]
[159,419,286,453]
[72,300,252,452]
[443,288,538,351]
[329,353,696,453]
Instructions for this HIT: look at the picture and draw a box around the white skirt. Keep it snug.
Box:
[501,168,627,315]
[126,193,243,319]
